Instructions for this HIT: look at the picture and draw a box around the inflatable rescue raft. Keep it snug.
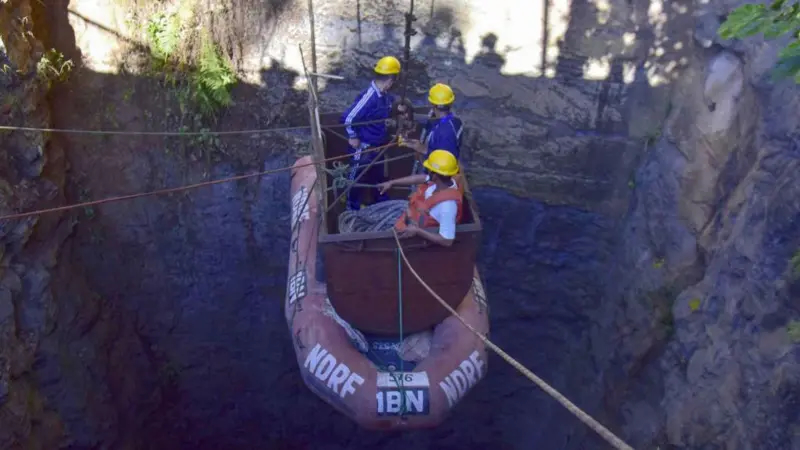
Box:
[285,155,490,430]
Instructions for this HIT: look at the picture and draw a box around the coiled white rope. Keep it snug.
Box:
[337,200,408,233]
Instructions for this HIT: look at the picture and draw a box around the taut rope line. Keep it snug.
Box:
[392,229,635,450]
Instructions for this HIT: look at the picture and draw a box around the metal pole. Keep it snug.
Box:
[399,0,416,107]
[307,0,319,93]
[391,0,417,178]
[299,45,328,229]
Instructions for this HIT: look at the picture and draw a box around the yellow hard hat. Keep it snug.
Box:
[428,83,455,106]
[374,56,401,75]
[423,149,459,176]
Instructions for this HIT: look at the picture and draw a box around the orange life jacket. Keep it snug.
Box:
[395,178,464,231]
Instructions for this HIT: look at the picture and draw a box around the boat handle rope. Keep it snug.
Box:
[391,228,635,450]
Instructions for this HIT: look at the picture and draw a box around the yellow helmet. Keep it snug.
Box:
[374,56,401,75]
[423,150,459,176]
[428,83,455,105]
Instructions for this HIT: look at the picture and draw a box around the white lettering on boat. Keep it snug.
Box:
[291,186,310,225]
[371,341,400,352]
[287,269,307,305]
[303,343,364,399]
[376,372,430,416]
[438,351,486,408]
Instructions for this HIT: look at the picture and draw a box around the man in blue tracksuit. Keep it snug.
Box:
[404,83,464,173]
[341,55,404,211]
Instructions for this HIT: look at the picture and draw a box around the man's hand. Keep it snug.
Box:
[403,139,426,154]
[348,138,361,149]
[377,181,393,195]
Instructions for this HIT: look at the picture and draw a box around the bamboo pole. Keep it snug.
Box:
[299,43,328,230]
[307,0,319,93]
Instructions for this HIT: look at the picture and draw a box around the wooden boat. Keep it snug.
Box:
[283,110,490,429]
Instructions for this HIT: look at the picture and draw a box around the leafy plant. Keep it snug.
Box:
[190,31,236,120]
[788,320,800,342]
[146,12,182,63]
[719,0,800,82]
[36,48,73,89]
[143,11,236,122]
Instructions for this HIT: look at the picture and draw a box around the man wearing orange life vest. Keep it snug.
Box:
[377,150,464,247]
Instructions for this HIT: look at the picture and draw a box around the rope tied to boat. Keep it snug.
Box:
[396,247,408,417]
[391,228,635,450]
[322,153,416,206]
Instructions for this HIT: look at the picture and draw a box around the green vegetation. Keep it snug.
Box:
[143,10,236,122]
[788,320,800,342]
[36,48,73,89]
[790,249,800,278]
[719,0,800,82]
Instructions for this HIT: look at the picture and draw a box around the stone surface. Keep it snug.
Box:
[0,2,63,448]
[1,0,799,448]
[1,1,158,448]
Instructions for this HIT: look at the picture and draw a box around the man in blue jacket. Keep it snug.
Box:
[404,83,464,171]
[341,55,404,211]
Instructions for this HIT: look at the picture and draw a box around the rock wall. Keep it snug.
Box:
[598,0,800,448]
[0,1,159,448]
[0,0,798,448]
[658,1,800,446]
[0,1,70,447]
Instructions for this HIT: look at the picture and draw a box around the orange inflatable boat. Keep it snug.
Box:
[284,150,491,430]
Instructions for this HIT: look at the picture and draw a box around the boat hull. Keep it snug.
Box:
[286,156,491,430]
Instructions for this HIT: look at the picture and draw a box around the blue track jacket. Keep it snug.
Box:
[421,113,464,159]
[341,81,394,147]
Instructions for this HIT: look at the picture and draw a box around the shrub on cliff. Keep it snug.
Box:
[719,0,800,82]
[144,8,236,122]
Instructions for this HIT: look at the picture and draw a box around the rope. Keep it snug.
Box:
[324,153,415,192]
[0,118,388,136]
[321,143,394,216]
[0,142,395,221]
[316,142,409,417]
[337,200,408,233]
[391,229,635,450]
[396,246,407,416]
[0,104,486,137]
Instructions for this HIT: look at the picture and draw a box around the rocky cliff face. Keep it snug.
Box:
[594,0,800,447]
[0,0,798,448]
[0,1,73,447]
[1,1,160,448]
